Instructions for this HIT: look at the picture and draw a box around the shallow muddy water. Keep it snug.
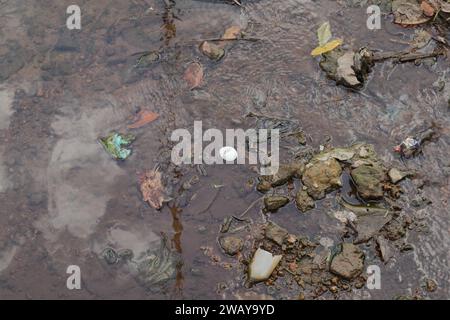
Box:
[0,0,449,299]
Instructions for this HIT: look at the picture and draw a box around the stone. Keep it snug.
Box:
[265,222,288,246]
[295,190,315,213]
[219,236,244,256]
[199,41,225,61]
[264,195,290,212]
[330,243,364,280]
[302,158,342,200]
[388,168,412,184]
[351,164,386,200]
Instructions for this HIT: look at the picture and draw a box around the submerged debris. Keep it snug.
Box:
[219,236,244,256]
[264,195,290,212]
[139,170,168,210]
[99,132,135,160]
[184,62,204,90]
[136,238,178,287]
[200,41,225,61]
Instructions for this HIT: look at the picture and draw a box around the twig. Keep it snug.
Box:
[238,196,264,218]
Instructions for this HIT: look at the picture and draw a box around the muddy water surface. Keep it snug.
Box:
[0,0,449,299]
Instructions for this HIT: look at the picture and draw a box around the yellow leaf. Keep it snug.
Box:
[311,39,343,56]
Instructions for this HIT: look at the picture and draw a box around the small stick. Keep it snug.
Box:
[238,196,264,218]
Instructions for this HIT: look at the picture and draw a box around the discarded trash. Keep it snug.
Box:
[219,146,238,161]
[99,132,135,160]
[394,127,437,158]
[184,62,204,90]
[128,110,159,129]
[248,248,282,282]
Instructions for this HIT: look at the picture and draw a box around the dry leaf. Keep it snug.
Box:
[317,21,332,46]
[183,62,203,90]
[222,26,241,40]
[128,110,159,129]
[421,0,435,16]
[393,0,431,25]
[140,170,165,210]
[311,39,343,56]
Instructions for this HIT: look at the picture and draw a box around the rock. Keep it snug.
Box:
[256,178,272,193]
[295,190,315,213]
[264,195,290,212]
[199,41,225,61]
[351,164,386,200]
[270,163,303,187]
[219,236,243,256]
[102,247,119,265]
[376,235,394,263]
[330,243,365,280]
[265,222,288,246]
[302,158,342,200]
[248,248,282,282]
[388,168,412,184]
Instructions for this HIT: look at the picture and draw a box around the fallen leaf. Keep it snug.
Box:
[317,21,332,46]
[140,170,166,210]
[392,0,431,25]
[421,0,435,16]
[222,26,241,40]
[128,110,159,129]
[183,62,203,90]
[199,41,225,61]
[311,39,343,56]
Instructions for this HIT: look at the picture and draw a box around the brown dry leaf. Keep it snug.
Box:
[393,0,431,25]
[128,110,159,129]
[222,26,241,40]
[421,1,435,16]
[140,170,165,210]
[183,62,203,90]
